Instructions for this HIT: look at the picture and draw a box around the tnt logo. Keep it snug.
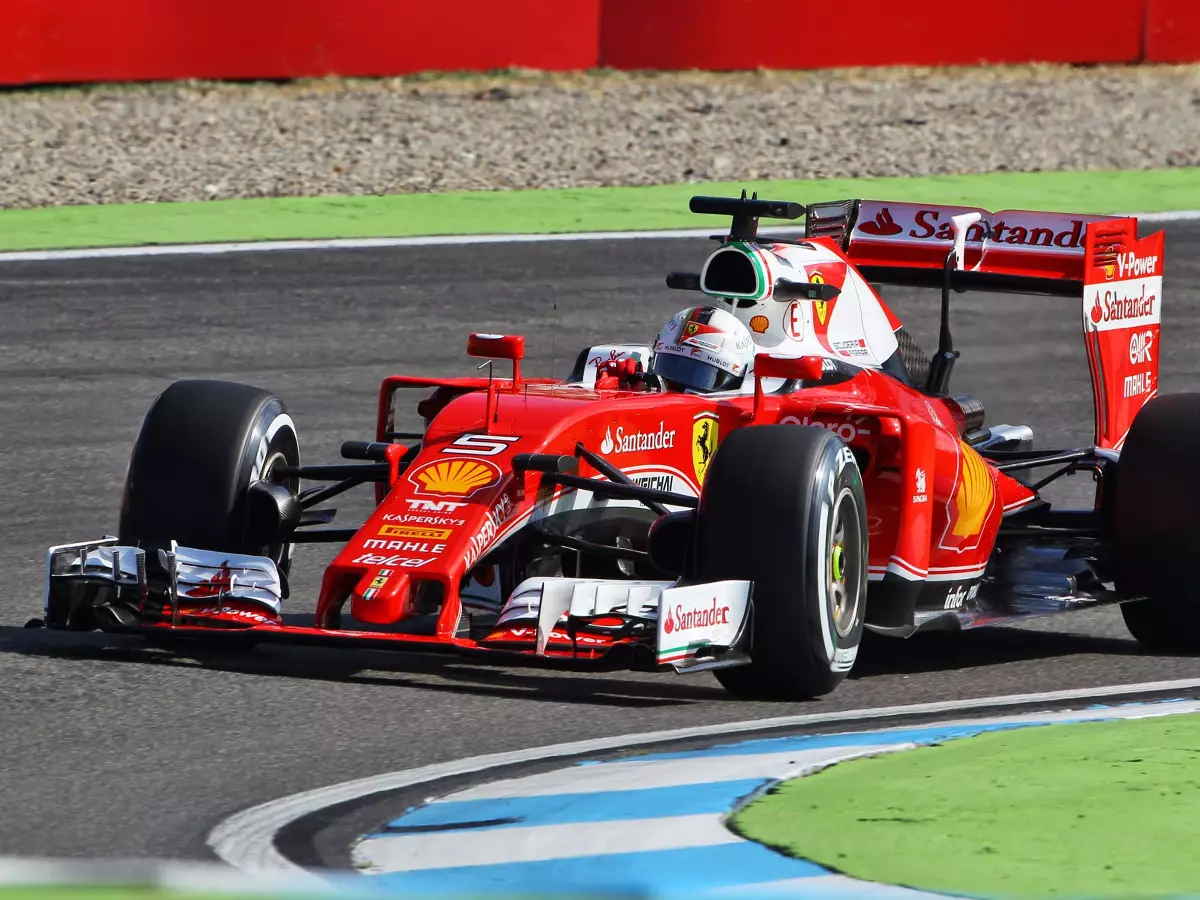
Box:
[406,499,466,512]
[1129,330,1154,365]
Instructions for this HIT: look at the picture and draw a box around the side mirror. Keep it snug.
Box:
[467,333,524,389]
[772,279,842,302]
[754,353,825,382]
[750,353,825,421]
[468,332,525,362]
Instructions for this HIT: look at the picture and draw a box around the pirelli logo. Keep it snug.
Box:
[378,525,453,540]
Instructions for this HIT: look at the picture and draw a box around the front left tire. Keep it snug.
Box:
[118,379,300,570]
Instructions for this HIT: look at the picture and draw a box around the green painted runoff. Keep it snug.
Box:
[0,168,1197,252]
[732,713,1200,898]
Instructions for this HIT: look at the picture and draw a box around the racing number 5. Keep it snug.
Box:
[442,434,520,456]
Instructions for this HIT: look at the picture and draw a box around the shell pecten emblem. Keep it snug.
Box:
[408,458,501,499]
[950,442,995,537]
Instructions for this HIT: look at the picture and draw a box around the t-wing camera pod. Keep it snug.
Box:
[666,192,841,305]
[925,211,987,397]
[689,190,804,241]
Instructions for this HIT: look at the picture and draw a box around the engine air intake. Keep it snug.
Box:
[701,248,760,300]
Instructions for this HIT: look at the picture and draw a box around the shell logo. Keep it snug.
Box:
[408,458,500,498]
[749,315,769,334]
[950,442,995,538]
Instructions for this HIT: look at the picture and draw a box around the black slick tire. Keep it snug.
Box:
[118,380,300,569]
[695,424,868,699]
[1113,393,1200,651]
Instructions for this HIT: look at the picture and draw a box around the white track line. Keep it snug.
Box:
[1,209,1196,264]
[449,743,902,800]
[207,676,1200,882]
[0,226,792,264]
[361,813,739,872]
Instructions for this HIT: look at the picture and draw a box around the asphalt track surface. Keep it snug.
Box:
[2,225,1200,861]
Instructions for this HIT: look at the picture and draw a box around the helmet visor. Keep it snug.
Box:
[652,352,743,393]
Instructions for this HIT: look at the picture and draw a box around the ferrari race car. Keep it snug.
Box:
[33,194,1193,699]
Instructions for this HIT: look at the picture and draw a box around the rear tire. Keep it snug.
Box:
[695,425,868,699]
[1113,393,1200,651]
[118,380,300,570]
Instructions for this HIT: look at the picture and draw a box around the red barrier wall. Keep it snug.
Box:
[0,0,600,86]
[1,0,1196,87]
[599,0,1144,69]
[1145,0,1200,62]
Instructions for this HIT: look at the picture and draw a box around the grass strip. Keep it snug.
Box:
[1,168,1197,252]
[732,713,1200,898]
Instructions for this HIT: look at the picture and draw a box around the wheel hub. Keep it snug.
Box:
[828,488,863,639]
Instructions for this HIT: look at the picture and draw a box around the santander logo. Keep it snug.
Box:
[1089,285,1157,327]
[665,598,730,634]
[856,204,1092,251]
[601,422,676,455]
[859,208,903,236]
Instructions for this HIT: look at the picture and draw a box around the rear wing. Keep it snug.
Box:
[803,198,1164,450]
[806,199,1122,297]
[682,193,1164,451]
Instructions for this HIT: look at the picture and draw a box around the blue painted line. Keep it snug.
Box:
[370,779,769,836]
[625,720,1071,762]
[368,841,828,894]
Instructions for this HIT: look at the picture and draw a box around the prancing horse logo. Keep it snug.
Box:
[693,414,719,485]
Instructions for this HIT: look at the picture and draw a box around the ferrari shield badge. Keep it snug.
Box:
[693,413,719,485]
[811,273,831,325]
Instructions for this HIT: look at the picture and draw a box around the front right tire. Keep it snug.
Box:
[693,425,868,699]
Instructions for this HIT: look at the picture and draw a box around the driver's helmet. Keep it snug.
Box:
[650,306,755,393]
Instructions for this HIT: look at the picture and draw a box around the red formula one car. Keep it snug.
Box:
[36,195,1194,698]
